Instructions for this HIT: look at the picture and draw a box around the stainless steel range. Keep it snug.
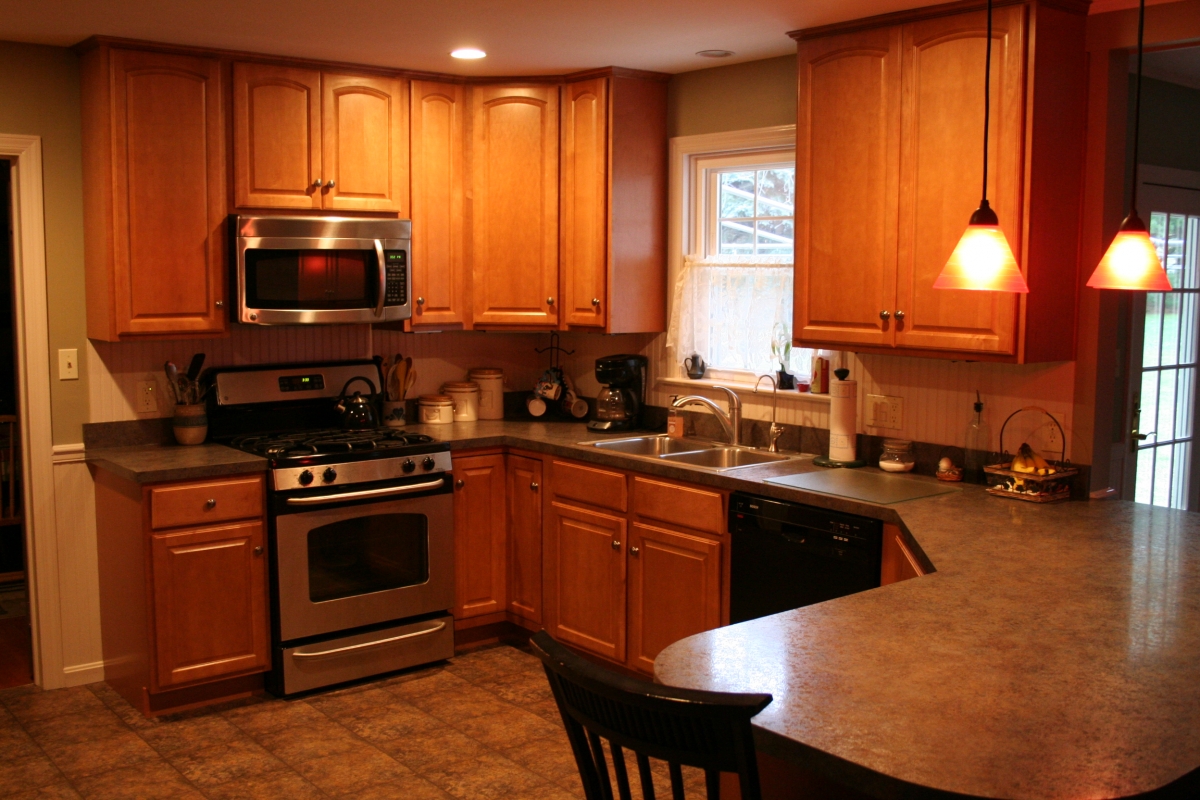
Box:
[207,360,455,696]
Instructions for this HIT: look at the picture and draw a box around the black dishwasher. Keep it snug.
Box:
[729,492,883,624]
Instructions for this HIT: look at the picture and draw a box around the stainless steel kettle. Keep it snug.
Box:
[335,377,379,429]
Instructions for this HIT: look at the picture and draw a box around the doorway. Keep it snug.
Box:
[0,158,30,687]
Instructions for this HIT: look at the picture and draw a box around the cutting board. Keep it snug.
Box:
[764,469,959,505]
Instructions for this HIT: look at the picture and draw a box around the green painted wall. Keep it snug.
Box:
[0,42,86,445]
[667,55,797,138]
[1129,75,1200,173]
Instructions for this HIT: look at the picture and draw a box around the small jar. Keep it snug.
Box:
[418,394,455,425]
[469,368,505,420]
[879,439,916,472]
[442,381,480,422]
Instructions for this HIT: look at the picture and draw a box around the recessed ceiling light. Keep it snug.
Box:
[696,50,735,58]
[451,48,487,60]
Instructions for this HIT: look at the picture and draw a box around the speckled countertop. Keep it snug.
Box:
[85,421,1200,797]
[85,444,268,484]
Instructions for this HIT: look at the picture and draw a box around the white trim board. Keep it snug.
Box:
[1,134,62,688]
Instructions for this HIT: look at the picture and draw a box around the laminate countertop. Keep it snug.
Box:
[85,421,1200,798]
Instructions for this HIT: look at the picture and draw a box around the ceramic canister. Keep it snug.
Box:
[173,403,208,446]
[468,368,505,420]
[442,381,480,422]
[418,394,455,425]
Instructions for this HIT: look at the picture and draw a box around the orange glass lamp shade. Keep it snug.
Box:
[1087,212,1171,291]
[934,202,1029,293]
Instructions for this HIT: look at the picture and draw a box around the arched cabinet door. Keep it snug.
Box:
[322,72,409,213]
[561,77,609,328]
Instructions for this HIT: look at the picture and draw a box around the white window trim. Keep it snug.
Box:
[663,125,804,396]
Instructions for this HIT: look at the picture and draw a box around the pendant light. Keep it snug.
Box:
[1086,0,1172,291]
[934,0,1029,294]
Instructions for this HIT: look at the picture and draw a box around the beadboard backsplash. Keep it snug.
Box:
[86,325,1076,460]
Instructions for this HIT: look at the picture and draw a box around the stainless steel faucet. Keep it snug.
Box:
[672,386,742,446]
[754,375,785,453]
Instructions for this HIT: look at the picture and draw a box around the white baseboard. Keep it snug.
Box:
[51,443,86,464]
[60,660,105,686]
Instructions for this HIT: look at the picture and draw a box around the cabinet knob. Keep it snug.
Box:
[326,180,335,189]
[530,481,539,491]
[591,298,600,307]
[455,479,465,489]
[205,498,216,508]
[215,300,224,308]
[417,297,425,306]
[895,310,906,321]
[547,297,555,306]
[879,310,891,321]
[312,179,323,188]
[630,546,639,556]
[611,540,621,550]
[253,546,263,556]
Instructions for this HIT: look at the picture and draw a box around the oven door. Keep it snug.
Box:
[236,235,411,325]
[272,475,453,643]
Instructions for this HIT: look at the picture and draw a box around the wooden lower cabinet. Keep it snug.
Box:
[150,521,268,689]
[506,455,543,624]
[453,454,507,618]
[546,501,627,662]
[880,523,925,585]
[627,523,721,674]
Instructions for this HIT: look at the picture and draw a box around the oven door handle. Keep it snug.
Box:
[374,239,387,317]
[290,620,447,660]
[285,477,445,506]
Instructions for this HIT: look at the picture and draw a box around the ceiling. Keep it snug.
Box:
[0,0,955,76]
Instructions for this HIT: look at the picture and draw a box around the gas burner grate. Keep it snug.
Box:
[230,428,435,459]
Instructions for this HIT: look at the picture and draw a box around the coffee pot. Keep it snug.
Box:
[335,377,379,429]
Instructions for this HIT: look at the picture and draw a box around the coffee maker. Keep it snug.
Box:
[588,355,648,432]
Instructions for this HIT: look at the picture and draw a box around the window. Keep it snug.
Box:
[667,131,814,382]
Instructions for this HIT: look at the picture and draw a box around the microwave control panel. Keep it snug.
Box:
[384,251,408,306]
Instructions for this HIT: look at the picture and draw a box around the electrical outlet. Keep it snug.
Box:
[58,348,78,380]
[866,394,904,430]
[136,380,158,413]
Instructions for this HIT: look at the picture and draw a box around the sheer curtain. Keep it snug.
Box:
[667,254,811,378]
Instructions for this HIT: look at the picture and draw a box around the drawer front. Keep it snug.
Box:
[151,476,265,530]
[551,460,627,513]
[633,477,725,535]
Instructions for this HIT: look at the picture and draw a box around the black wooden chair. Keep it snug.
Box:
[530,631,773,800]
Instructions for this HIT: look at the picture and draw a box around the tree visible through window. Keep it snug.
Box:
[717,169,795,256]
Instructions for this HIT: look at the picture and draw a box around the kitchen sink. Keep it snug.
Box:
[588,435,716,457]
[660,447,792,471]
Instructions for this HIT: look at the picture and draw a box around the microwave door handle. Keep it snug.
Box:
[374,239,386,317]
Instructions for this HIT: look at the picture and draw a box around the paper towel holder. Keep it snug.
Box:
[813,370,867,468]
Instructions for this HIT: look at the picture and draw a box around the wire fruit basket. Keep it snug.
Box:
[983,406,1077,503]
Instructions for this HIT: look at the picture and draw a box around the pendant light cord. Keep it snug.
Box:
[1131,0,1146,215]
[981,0,993,206]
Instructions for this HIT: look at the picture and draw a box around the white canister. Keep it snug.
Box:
[468,368,505,420]
[442,381,480,422]
[418,394,455,425]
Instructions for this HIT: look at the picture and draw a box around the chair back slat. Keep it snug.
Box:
[532,631,771,800]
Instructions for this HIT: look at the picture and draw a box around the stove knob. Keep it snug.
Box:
[323,467,337,483]
[422,456,436,471]
[402,459,416,474]
[298,470,314,486]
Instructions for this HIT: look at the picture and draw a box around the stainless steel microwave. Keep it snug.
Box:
[231,215,412,326]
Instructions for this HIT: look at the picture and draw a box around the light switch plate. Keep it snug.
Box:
[136,380,158,413]
[58,348,78,380]
[866,394,903,430]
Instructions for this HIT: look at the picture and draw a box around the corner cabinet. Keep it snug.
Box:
[792,0,1087,362]
[82,46,228,340]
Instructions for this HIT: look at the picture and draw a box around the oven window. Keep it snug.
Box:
[245,249,378,310]
[307,514,428,602]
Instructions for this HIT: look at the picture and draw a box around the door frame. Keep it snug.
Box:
[1,134,59,688]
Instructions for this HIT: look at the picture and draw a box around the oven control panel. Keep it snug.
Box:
[272,450,453,490]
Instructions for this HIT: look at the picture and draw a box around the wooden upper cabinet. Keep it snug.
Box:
[471,84,561,327]
[795,27,901,350]
[83,47,227,340]
[790,0,1086,363]
[453,454,507,619]
[894,6,1024,356]
[232,63,322,209]
[150,521,268,690]
[561,78,609,328]
[322,73,409,213]
[409,80,467,328]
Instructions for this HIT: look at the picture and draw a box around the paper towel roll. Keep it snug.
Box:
[828,379,858,463]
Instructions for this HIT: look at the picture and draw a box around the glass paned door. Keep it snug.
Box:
[1133,212,1200,508]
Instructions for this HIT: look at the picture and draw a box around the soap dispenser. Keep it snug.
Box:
[964,390,991,482]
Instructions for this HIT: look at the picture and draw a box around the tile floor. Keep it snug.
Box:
[0,644,706,799]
